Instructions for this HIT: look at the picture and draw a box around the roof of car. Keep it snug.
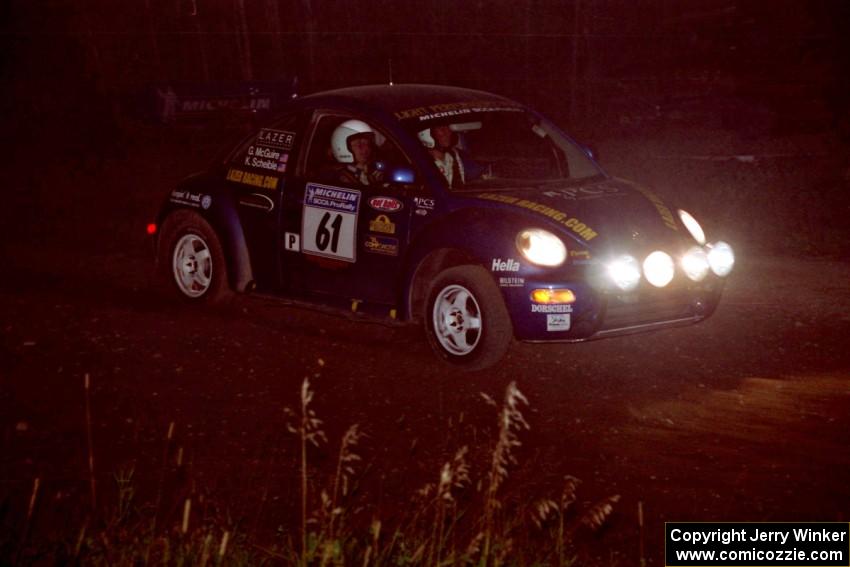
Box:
[298,84,520,115]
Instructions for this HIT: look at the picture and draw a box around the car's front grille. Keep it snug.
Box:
[601,287,696,331]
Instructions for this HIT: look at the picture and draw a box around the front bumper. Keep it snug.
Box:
[502,275,725,342]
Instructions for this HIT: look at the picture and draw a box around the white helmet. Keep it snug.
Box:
[332,119,376,163]
[418,125,457,150]
[417,127,436,149]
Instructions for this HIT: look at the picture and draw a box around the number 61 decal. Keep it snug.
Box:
[302,183,361,262]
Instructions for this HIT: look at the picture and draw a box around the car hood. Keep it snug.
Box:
[468,177,685,251]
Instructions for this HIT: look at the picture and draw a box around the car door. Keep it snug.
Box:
[223,114,304,291]
[279,111,415,308]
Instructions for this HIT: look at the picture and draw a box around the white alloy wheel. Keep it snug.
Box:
[432,283,483,356]
[172,233,213,298]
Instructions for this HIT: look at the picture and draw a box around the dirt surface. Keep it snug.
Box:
[2,124,850,563]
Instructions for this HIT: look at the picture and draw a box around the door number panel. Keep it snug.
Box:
[301,183,361,262]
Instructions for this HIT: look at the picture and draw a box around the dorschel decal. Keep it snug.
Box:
[369,196,403,212]
[532,304,573,313]
[491,258,520,272]
[256,129,296,151]
[547,313,571,331]
[369,214,396,234]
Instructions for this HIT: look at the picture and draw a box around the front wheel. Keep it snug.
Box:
[424,265,513,371]
[158,211,231,304]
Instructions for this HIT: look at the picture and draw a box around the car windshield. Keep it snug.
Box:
[401,108,603,191]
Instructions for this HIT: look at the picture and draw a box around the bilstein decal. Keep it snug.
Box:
[477,193,598,241]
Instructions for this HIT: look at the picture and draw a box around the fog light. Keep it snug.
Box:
[707,241,735,276]
[531,288,576,304]
[643,250,675,287]
[607,254,641,291]
[681,246,710,281]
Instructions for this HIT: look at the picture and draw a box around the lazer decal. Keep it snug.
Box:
[363,235,399,256]
[369,214,396,234]
[302,184,361,262]
[227,167,278,190]
[491,258,520,272]
[499,276,525,287]
[546,313,571,331]
[477,193,598,241]
[170,189,207,208]
[256,129,296,151]
[369,196,403,212]
[284,232,300,252]
[532,304,573,313]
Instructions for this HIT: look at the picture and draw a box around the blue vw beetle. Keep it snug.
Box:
[153,84,734,370]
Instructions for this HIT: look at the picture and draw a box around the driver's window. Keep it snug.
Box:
[305,115,408,188]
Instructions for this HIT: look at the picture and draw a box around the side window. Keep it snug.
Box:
[225,115,299,191]
[304,114,409,187]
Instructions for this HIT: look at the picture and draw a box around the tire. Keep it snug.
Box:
[158,210,232,304]
[424,265,513,371]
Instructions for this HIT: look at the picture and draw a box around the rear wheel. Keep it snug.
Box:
[424,265,513,370]
[159,211,231,304]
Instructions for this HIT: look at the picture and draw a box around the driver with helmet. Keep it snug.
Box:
[330,119,385,186]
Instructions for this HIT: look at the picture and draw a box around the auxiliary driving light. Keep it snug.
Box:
[707,241,735,277]
[607,255,641,291]
[531,288,576,304]
[681,246,710,282]
[643,250,675,287]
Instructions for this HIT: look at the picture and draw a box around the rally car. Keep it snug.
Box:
[151,84,734,370]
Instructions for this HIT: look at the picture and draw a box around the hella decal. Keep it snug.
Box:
[491,258,520,272]
[369,196,403,212]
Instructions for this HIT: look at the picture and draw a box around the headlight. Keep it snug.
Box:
[516,229,566,267]
[681,246,710,282]
[643,250,675,287]
[678,209,706,245]
[707,241,735,277]
[606,254,641,291]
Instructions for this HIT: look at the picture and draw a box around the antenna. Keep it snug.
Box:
[388,59,393,86]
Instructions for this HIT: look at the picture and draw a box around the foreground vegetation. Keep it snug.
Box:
[1,374,619,566]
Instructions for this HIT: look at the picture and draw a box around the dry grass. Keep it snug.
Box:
[1,373,620,566]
